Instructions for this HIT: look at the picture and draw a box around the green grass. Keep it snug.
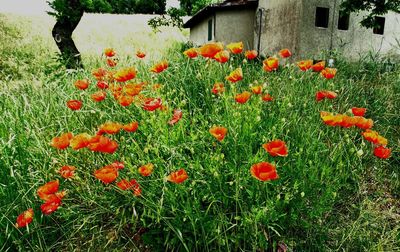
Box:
[0,13,399,251]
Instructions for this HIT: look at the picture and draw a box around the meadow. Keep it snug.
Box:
[0,13,399,251]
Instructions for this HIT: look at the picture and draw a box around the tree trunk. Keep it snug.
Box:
[52,6,84,69]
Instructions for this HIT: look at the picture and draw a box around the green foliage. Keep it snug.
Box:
[180,0,220,15]
[341,0,400,28]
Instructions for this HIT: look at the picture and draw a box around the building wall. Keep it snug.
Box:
[189,14,214,46]
[214,9,256,49]
[256,0,303,57]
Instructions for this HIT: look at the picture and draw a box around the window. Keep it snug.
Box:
[315,7,329,28]
[208,19,213,41]
[373,16,385,35]
[338,11,350,30]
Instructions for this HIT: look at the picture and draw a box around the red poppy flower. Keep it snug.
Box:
[315,90,337,101]
[51,132,73,150]
[37,180,59,201]
[96,81,109,89]
[106,58,118,67]
[211,82,225,95]
[351,107,366,117]
[167,169,188,184]
[124,83,144,96]
[142,97,162,111]
[122,122,139,132]
[97,122,122,135]
[373,146,391,159]
[297,60,313,71]
[91,91,106,102]
[104,48,116,57]
[15,208,34,228]
[117,179,136,190]
[168,109,183,126]
[92,68,108,81]
[235,91,252,104]
[59,165,76,179]
[361,129,388,145]
[118,95,134,107]
[136,50,146,58]
[250,162,279,182]
[74,79,89,90]
[40,198,61,215]
[94,165,118,184]
[67,100,82,110]
[262,93,273,102]
[113,67,137,82]
[209,126,228,142]
[199,42,224,58]
[263,140,288,157]
[150,60,168,73]
[251,85,262,95]
[245,50,258,60]
[263,57,279,72]
[311,61,325,72]
[225,68,243,83]
[321,68,337,79]
[279,48,291,58]
[183,48,198,58]
[355,117,373,130]
[138,163,154,177]
[226,42,243,54]
[213,50,230,63]
[87,135,118,154]
[70,133,91,150]
[111,161,125,170]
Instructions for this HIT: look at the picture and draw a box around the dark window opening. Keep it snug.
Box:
[208,19,213,41]
[338,11,350,30]
[315,7,329,28]
[373,16,385,35]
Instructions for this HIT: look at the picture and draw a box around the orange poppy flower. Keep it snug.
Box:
[226,42,243,54]
[251,85,262,95]
[15,208,34,228]
[225,67,243,83]
[355,117,373,130]
[51,132,73,150]
[321,68,337,79]
[96,81,109,89]
[106,58,118,67]
[212,82,225,95]
[209,126,228,142]
[97,122,122,135]
[111,161,125,170]
[150,60,168,73]
[138,163,154,176]
[94,165,118,184]
[109,83,122,92]
[250,162,279,182]
[40,198,61,215]
[167,169,188,184]
[263,140,288,157]
[116,179,137,190]
[213,50,230,63]
[235,91,252,104]
[104,48,116,57]
[118,95,134,107]
[351,107,366,117]
[37,180,59,201]
[262,93,274,102]
[87,135,118,154]
[311,61,325,72]
[373,146,391,159]
[114,67,137,82]
[297,60,313,71]
[70,133,91,150]
[74,79,89,90]
[199,42,224,58]
[338,115,354,128]
[316,90,337,101]
[136,50,146,58]
[122,121,139,132]
[279,48,292,58]
[59,165,76,179]
[67,100,82,110]
[91,91,106,102]
[361,129,388,145]
[168,109,183,126]
[124,83,144,96]
[92,68,108,81]
[142,97,162,111]
[245,50,258,60]
[263,57,279,72]
[183,48,198,58]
